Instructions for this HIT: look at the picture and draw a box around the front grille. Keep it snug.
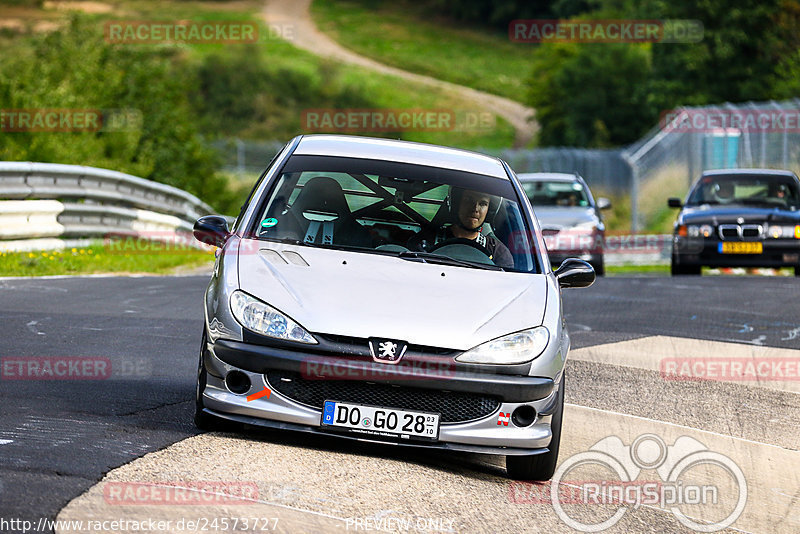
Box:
[317,334,458,356]
[266,370,500,423]
[741,224,763,239]
[718,225,739,240]
[718,224,764,240]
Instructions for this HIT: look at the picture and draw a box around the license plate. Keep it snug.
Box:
[321,400,439,441]
[719,242,763,254]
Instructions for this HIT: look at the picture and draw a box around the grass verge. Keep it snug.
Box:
[311,0,533,103]
[605,264,670,276]
[0,242,214,276]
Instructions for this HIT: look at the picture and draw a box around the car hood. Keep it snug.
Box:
[237,239,548,351]
[532,207,596,229]
[679,205,800,225]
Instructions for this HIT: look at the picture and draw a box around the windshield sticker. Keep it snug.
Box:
[261,218,278,228]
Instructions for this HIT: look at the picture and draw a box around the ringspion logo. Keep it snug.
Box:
[510,434,747,532]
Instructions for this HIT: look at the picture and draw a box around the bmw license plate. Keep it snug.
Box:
[321,400,439,441]
[719,242,762,254]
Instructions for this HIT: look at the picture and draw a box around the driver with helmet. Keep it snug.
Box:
[410,187,514,268]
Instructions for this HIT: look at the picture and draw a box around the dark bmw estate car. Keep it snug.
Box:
[668,169,800,276]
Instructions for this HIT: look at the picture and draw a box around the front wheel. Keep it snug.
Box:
[506,373,565,481]
[590,258,605,277]
[671,257,701,275]
[194,331,237,432]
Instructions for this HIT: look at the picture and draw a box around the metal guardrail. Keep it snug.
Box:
[0,162,217,250]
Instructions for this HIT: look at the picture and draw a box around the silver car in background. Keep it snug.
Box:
[518,172,610,275]
[192,135,595,480]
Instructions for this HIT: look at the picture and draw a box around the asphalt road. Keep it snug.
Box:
[0,275,798,533]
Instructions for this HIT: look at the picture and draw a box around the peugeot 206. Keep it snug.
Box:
[192,135,595,480]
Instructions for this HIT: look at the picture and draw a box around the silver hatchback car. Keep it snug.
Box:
[192,135,594,480]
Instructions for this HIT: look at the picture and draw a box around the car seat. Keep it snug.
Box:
[288,176,375,248]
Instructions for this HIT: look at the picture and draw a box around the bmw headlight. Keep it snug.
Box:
[455,327,550,365]
[687,225,700,238]
[230,291,317,344]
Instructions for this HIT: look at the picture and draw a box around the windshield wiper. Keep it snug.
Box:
[398,251,503,271]
[261,237,314,246]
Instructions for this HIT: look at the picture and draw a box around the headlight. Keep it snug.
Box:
[455,327,549,365]
[230,291,317,344]
[687,225,700,238]
[767,225,800,239]
[699,225,713,238]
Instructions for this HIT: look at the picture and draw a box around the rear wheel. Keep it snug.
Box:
[506,373,565,481]
[194,331,237,431]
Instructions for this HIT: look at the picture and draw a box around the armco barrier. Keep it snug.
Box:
[0,162,218,251]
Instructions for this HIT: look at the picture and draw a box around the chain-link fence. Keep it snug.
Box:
[212,99,800,232]
[496,147,631,195]
[624,98,800,231]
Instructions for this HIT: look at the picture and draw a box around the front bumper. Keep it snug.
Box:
[673,237,800,268]
[202,338,560,454]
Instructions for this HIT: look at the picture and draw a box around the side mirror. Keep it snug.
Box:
[596,197,611,210]
[193,215,230,248]
[555,258,596,288]
[668,198,682,208]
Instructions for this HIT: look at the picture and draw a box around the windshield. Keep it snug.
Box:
[522,180,591,207]
[687,174,800,208]
[251,155,541,273]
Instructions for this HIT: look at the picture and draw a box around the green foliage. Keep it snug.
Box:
[0,15,238,213]
[529,42,653,147]
[423,0,596,28]
[191,45,372,140]
[525,0,800,147]
[646,0,787,108]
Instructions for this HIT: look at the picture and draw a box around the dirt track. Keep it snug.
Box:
[262,0,537,147]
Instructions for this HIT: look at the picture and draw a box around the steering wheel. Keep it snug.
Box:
[429,237,494,264]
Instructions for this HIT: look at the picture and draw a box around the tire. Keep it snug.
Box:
[671,257,701,276]
[506,373,565,481]
[194,331,237,432]
[590,258,605,277]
